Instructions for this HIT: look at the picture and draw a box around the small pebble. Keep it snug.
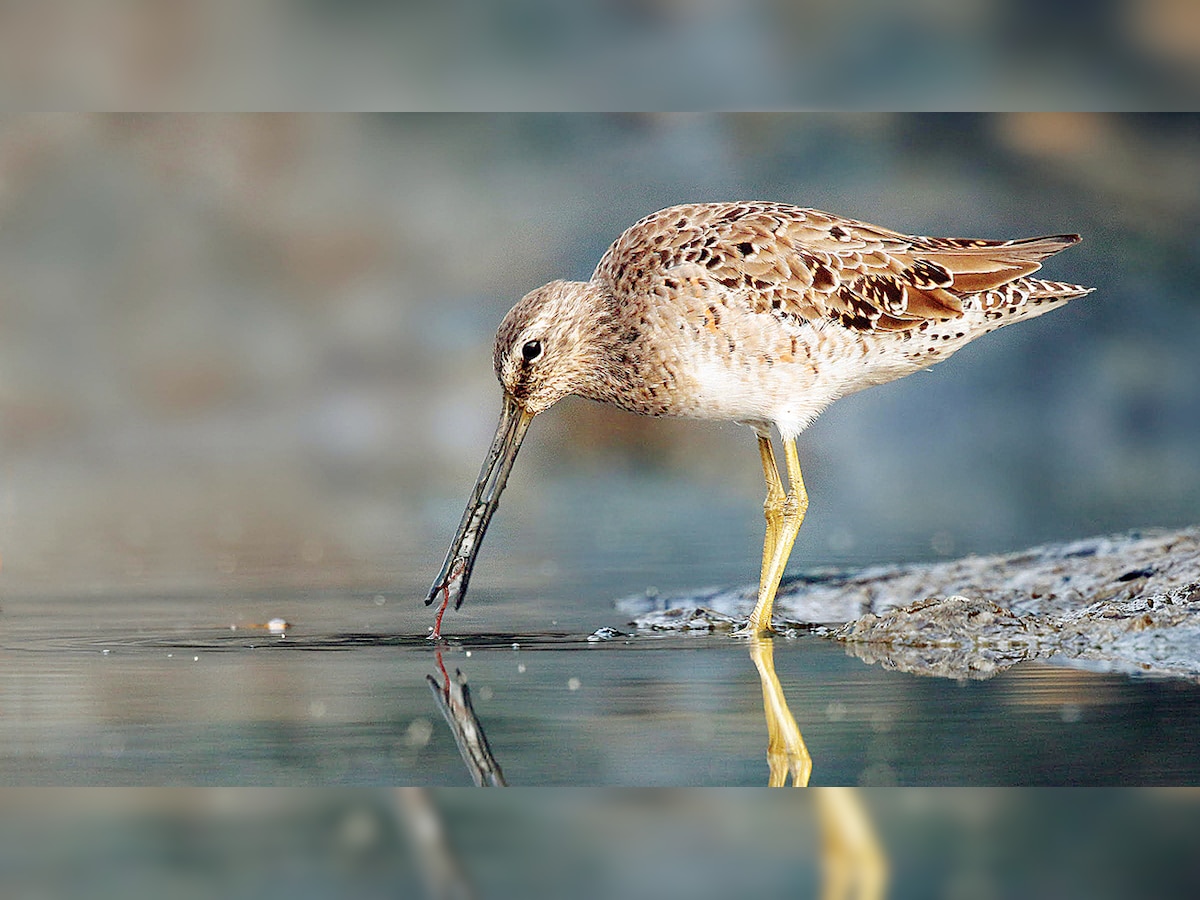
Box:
[587,626,625,642]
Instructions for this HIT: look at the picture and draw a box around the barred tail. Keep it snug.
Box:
[964,277,1094,314]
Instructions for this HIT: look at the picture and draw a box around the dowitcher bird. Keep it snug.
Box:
[427,202,1092,637]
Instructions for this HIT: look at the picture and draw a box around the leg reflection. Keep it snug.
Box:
[815,788,888,900]
[747,634,813,787]
[747,636,888,898]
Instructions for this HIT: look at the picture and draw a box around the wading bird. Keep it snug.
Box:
[427,201,1091,638]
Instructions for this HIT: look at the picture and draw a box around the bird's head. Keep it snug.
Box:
[493,279,601,416]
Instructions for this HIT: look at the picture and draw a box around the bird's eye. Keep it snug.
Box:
[521,339,543,363]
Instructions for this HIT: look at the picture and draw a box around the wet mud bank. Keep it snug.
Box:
[621,528,1200,679]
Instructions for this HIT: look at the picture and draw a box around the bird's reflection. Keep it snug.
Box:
[424,635,886,898]
[394,786,477,900]
[426,648,506,786]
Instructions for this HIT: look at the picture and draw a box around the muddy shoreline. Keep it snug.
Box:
[621,527,1200,680]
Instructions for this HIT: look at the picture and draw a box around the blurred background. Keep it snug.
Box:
[0,788,1197,899]
[0,113,1196,606]
[1,0,1199,109]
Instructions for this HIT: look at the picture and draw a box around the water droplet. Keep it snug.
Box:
[404,718,433,748]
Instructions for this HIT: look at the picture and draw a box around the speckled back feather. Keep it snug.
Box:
[594,202,1090,333]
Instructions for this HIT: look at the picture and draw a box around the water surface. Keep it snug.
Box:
[3,587,1198,786]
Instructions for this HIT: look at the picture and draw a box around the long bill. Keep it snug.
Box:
[427,392,534,614]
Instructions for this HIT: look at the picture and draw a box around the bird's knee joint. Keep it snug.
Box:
[763,491,786,516]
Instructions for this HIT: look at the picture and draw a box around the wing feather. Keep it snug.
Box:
[593,202,1085,333]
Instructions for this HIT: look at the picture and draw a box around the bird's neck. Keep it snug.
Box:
[571,280,651,412]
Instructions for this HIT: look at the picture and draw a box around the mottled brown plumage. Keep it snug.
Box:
[429,202,1093,636]
[597,201,1081,331]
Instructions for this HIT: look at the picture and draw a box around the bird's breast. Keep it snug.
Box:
[587,302,850,438]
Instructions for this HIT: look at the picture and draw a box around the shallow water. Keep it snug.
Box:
[3,584,1199,786]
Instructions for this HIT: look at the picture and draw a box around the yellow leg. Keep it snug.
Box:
[756,434,787,599]
[747,634,812,787]
[744,436,809,636]
[815,788,888,900]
